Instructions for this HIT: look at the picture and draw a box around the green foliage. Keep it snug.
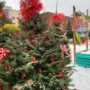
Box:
[88,30,90,39]
[0,2,72,89]
[75,11,86,17]
[0,31,11,46]
[76,32,81,44]
[0,0,5,10]
[66,21,73,39]
[0,25,72,90]
[18,13,48,34]
[0,15,12,27]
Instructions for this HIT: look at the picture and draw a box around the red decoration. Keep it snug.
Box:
[22,73,26,78]
[53,13,65,23]
[11,32,19,36]
[58,72,63,78]
[81,38,86,44]
[31,57,37,62]
[20,0,43,22]
[38,68,42,72]
[44,36,50,41]
[25,46,32,51]
[0,85,2,90]
[5,65,13,71]
[60,44,68,52]
[0,10,5,17]
[0,48,10,60]
[49,58,54,62]
[28,36,35,41]
[58,61,62,65]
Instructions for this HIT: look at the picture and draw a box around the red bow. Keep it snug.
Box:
[0,10,5,17]
[53,13,65,23]
[20,0,43,22]
[0,48,10,60]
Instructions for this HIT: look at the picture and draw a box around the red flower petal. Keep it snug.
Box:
[53,13,65,23]
[39,68,42,72]
[28,36,35,41]
[58,72,63,78]
[20,0,43,22]
[44,36,50,41]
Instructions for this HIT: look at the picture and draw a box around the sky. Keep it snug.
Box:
[3,0,90,16]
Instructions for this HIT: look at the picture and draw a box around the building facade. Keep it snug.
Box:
[4,6,21,26]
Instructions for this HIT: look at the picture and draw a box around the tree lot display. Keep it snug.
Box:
[0,0,73,90]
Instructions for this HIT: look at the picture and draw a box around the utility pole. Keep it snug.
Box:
[23,0,28,4]
[56,0,58,13]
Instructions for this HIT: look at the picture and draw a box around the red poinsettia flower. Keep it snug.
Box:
[49,57,54,62]
[0,48,10,60]
[44,36,50,41]
[60,44,68,52]
[0,85,2,90]
[53,13,65,23]
[28,36,36,41]
[22,73,26,78]
[20,0,43,22]
[38,68,42,72]
[58,72,63,78]
[11,32,19,36]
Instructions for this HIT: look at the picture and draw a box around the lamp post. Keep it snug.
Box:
[56,0,58,13]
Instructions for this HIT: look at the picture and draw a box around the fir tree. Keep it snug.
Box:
[0,0,73,90]
[66,21,73,39]
[0,23,72,90]
[18,13,48,34]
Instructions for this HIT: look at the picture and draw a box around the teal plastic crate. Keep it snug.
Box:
[76,53,90,67]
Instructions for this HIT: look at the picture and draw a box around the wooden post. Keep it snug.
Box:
[73,6,76,65]
[86,9,88,50]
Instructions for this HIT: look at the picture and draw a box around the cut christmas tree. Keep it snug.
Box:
[0,0,73,90]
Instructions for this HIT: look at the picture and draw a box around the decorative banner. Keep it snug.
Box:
[74,15,88,44]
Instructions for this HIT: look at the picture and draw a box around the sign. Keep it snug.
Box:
[75,16,88,44]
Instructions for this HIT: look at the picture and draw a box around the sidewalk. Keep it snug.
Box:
[69,44,90,90]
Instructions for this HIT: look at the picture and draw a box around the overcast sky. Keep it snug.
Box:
[3,0,90,16]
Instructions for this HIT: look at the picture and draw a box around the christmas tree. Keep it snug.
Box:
[66,21,73,39]
[0,0,72,90]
